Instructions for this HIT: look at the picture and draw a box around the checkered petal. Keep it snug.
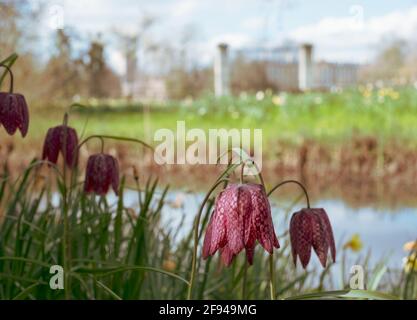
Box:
[224,185,247,255]
[42,125,79,168]
[289,208,336,269]
[290,210,313,268]
[109,155,119,195]
[84,155,96,194]
[316,208,336,263]
[220,244,235,267]
[84,154,119,196]
[311,209,329,267]
[16,94,29,137]
[42,127,61,165]
[202,213,214,259]
[249,184,279,253]
[0,93,20,135]
[208,191,227,256]
[201,183,279,267]
[62,127,79,168]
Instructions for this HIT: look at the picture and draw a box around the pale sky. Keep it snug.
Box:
[37,0,417,74]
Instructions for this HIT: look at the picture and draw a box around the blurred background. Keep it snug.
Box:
[2,0,417,270]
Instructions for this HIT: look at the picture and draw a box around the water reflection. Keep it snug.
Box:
[158,191,417,270]
[85,188,417,271]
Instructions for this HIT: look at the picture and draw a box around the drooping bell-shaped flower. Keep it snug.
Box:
[0,64,29,137]
[289,208,336,268]
[84,153,119,195]
[42,125,79,168]
[202,183,279,266]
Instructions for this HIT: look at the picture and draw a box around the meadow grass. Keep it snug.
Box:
[23,86,417,153]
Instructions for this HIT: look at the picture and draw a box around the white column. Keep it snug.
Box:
[214,43,230,97]
[298,43,313,91]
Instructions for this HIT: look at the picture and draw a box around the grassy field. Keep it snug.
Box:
[24,86,417,148]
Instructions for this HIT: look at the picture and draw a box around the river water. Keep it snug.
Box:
[81,186,417,275]
[149,191,417,270]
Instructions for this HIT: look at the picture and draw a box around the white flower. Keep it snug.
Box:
[256,91,265,101]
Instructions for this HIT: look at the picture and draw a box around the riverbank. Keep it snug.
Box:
[2,87,417,207]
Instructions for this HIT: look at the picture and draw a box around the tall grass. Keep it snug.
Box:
[0,158,414,299]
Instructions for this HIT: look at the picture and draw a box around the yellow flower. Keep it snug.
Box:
[343,234,363,252]
[388,91,399,100]
[403,240,417,252]
[378,88,385,97]
[362,90,372,98]
[272,95,281,106]
[403,253,417,273]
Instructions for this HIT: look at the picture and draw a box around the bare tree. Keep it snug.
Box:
[113,14,157,97]
[360,38,417,84]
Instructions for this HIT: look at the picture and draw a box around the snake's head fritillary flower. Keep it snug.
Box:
[289,208,336,269]
[0,64,29,137]
[84,153,119,196]
[42,125,79,168]
[202,183,279,267]
[0,92,29,137]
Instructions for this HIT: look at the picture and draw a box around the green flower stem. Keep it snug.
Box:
[0,63,14,93]
[77,135,154,153]
[187,178,228,300]
[68,102,89,113]
[267,179,311,208]
[240,159,265,186]
[266,179,311,300]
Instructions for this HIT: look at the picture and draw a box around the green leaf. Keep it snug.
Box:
[0,256,50,268]
[368,265,387,291]
[12,282,42,300]
[95,280,122,300]
[76,265,190,285]
[286,289,400,300]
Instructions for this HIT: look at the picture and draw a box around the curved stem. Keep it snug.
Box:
[240,159,264,186]
[187,178,228,300]
[267,179,311,208]
[68,102,89,113]
[78,135,154,153]
[240,161,245,184]
[0,63,14,93]
[266,179,310,301]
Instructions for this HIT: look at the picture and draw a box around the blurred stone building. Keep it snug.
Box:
[228,43,359,94]
[124,42,361,100]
